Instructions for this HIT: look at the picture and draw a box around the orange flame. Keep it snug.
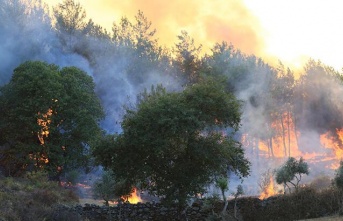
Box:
[259,176,277,199]
[247,111,342,169]
[319,129,343,169]
[125,188,142,204]
[37,108,53,145]
[257,112,301,159]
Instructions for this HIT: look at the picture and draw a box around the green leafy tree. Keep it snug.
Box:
[294,59,342,135]
[94,80,250,210]
[202,41,278,160]
[53,0,87,36]
[215,176,228,203]
[111,11,166,85]
[173,30,202,85]
[53,0,89,53]
[275,157,309,193]
[215,176,229,218]
[93,170,119,206]
[0,61,104,178]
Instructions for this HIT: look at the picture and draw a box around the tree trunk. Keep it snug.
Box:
[269,137,274,158]
[293,113,300,152]
[280,114,287,157]
[221,189,226,204]
[255,138,259,160]
[222,200,228,214]
[287,110,291,157]
[234,198,238,219]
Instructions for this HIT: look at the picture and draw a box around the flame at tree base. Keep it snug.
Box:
[123,188,142,204]
[259,176,277,199]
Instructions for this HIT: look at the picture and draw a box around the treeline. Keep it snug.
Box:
[1,0,343,183]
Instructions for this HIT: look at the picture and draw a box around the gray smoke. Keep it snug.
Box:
[0,0,179,133]
[1,0,342,197]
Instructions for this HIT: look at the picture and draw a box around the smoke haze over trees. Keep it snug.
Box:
[1,0,343,194]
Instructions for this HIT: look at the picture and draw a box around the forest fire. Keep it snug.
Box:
[123,188,142,204]
[320,129,343,169]
[243,110,343,197]
[259,176,277,199]
[37,108,53,145]
[251,112,343,167]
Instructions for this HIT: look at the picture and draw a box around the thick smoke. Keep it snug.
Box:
[229,58,343,194]
[1,0,342,197]
[0,0,92,83]
[0,0,179,133]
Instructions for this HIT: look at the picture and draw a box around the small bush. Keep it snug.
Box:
[65,170,80,185]
[309,175,332,190]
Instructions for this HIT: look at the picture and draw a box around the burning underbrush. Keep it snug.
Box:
[240,109,343,198]
[61,177,145,206]
[0,169,341,221]
[238,186,342,221]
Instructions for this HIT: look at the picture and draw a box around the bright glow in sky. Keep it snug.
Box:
[44,0,343,71]
[244,0,343,70]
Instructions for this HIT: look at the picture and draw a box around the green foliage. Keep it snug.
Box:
[53,0,87,34]
[233,184,244,198]
[173,30,202,85]
[334,161,343,191]
[93,170,118,206]
[94,80,250,208]
[111,11,167,85]
[92,170,135,206]
[275,157,309,192]
[0,61,104,177]
[65,169,79,185]
[215,176,228,203]
[216,177,228,193]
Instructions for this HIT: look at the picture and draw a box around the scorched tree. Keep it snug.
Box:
[0,61,104,178]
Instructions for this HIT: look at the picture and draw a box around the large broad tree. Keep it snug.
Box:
[0,61,104,177]
[94,80,250,208]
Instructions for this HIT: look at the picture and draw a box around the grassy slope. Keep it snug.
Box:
[0,172,79,220]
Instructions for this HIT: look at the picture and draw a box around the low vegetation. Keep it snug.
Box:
[0,171,342,220]
[202,185,341,221]
[0,172,80,221]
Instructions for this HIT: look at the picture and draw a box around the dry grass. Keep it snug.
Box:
[0,172,79,220]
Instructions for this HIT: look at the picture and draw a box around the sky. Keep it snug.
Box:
[44,0,343,71]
